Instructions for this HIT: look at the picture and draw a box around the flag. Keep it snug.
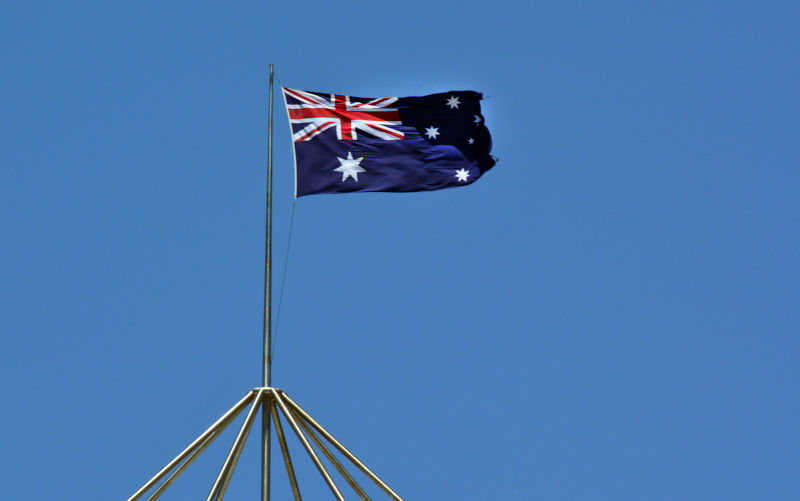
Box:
[283,87,495,197]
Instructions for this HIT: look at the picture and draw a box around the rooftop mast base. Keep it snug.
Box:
[127,388,403,501]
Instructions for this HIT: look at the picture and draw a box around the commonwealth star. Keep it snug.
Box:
[334,152,366,182]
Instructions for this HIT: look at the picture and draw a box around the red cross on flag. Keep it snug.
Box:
[283,87,404,142]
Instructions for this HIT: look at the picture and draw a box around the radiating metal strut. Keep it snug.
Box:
[127,388,403,501]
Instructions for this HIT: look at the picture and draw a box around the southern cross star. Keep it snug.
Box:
[334,152,365,182]
[455,168,470,182]
[474,114,481,125]
[446,95,460,109]
[425,126,440,140]
[468,137,474,145]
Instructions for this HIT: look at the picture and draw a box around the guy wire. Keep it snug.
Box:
[271,197,296,361]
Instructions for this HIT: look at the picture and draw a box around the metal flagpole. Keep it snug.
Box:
[128,63,407,501]
[261,63,274,501]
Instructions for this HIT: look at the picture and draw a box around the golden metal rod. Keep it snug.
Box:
[145,409,240,501]
[293,408,371,500]
[128,391,256,501]
[270,399,302,501]
[270,389,345,501]
[280,391,403,501]
[207,390,264,501]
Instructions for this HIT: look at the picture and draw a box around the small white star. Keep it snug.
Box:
[468,137,474,145]
[334,152,365,182]
[455,169,470,182]
[425,126,440,140]
[474,114,481,125]
[446,95,461,109]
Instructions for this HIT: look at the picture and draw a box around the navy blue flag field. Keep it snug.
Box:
[283,87,495,197]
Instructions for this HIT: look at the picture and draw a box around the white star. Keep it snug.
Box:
[468,137,474,145]
[446,95,460,109]
[425,126,440,140]
[474,114,481,125]
[455,168,470,182]
[334,152,365,182]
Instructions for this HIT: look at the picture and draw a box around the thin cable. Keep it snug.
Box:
[271,198,296,360]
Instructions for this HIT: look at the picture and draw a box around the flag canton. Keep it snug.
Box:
[283,87,495,197]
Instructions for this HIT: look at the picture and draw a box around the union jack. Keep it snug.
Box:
[283,87,405,142]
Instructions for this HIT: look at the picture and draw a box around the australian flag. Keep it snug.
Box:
[283,87,495,197]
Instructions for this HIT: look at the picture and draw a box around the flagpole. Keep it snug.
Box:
[261,63,274,501]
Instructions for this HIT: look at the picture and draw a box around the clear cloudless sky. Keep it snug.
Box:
[1,1,798,499]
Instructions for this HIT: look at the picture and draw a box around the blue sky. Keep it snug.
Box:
[2,1,798,499]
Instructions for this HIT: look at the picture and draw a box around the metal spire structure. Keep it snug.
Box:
[126,66,404,500]
[126,388,402,501]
